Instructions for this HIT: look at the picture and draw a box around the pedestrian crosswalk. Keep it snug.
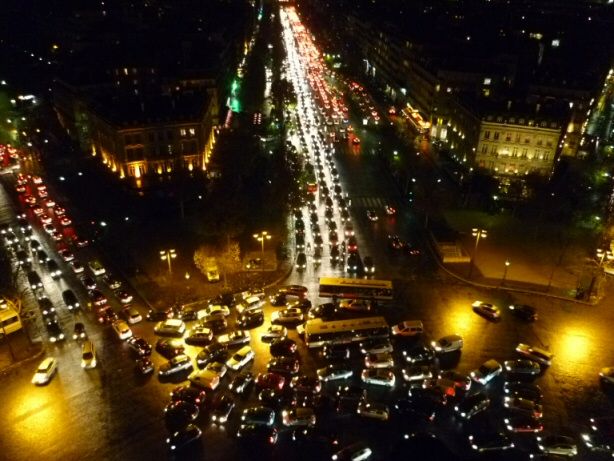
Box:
[352,196,399,209]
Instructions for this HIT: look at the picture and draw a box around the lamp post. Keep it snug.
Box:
[501,259,510,286]
[468,228,487,279]
[160,249,177,275]
[253,231,271,271]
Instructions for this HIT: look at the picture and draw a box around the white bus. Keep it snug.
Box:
[318,277,393,301]
[304,316,389,348]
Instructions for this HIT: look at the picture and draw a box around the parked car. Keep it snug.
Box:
[402,365,433,383]
[229,372,254,395]
[236,424,278,445]
[454,392,490,419]
[226,345,255,371]
[317,364,353,382]
[391,320,424,336]
[270,338,297,357]
[216,330,250,347]
[322,344,350,361]
[271,307,304,324]
[361,368,395,387]
[127,337,152,356]
[515,343,553,366]
[504,415,544,433]
[503,381,543,401]
[504,359,541,376]
[196,343,228,368]
[210,394,235,424]
[472,301,501,320]
[154,319,186,337]
[365,352,394,369]
[402,345,436,364]
[261,325,287,343]
[536,435,578,457]
[185,326,213,346]
[470,359,502,385]
[508,304,537,321]
[503,396,543,418]
[431,335,463,353]
[155,338,185,359]
[240,406,276,427]
[468,432,514,452]
[357,401,389,421]
[158,355,193,377]
[166,424,202,452]
[281,407,316,427]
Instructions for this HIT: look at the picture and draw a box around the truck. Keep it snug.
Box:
[205,258,220,283]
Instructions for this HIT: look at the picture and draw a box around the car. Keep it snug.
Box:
[290,375,322,394]
[536,435,578,457]
[267,356,300,375]
[199,316,228,334]
[600,367,614,384]
[241,406,276,426]
[504,359,541,375]
[196,343,228,368]
[271,307,304,324]
[402,345,436,364]
[32,357,58,385]
[431,335,463,353]
[366,210,378,221]
[317,364,353,382]
[255,372,286,391]
[346,253,361,273]
[344,222,355,237]
[127,336,152,356]
[504,415,543,433]
[270,338,297,357]
[146,306,175,322]
[43,223,56,235]
[158,355,193,377]
[229,372,254,395]
[185,326,213,346]
[216,330,250,347]
[357,401,389,421]
[282,407,316,427]
[45,319,65,342]
[296,252,307,270]
[166,424,202,452]
[261,325,287,343]
[308,303,336,320]
[211,393,235,423]
[336,385,367,404]
[80,340,97,369]
[73,322,86,340]
[204,361,228,379]
[365,352,394,369]
[468,432,514,452]
[117,291,133,304]
[38,297,55,316]
[200,304,230,319]
[347,236,358,252]
[59,216,72,227]
[154,319,186,337]
[112,320,132,340]
[70,260,85,274]
[361,368,395,387]
[236,424,278,445]
[39,214,52,225]
[472,301,501,320]
[438,370,472,392]
[454,392,490,419]
[237,309,264,329]
[332,442,372,461]
[54,206,66,216]
[122,306,142,324]
[36,250,49,264]
[269,293,288,307]
[290,426,340,446]
[362,256,375,274]
[402,365,433,383]
[338,298,372,312]
[226,345,255,371]
[88,289,107,306]
[155,338,185,359]
[393,397,437,422]
[503,396,543,418]
[471,359,502,385]
[189,368,222,390]
[391,320,424,336]
[516,343,553,366]
[16,250,32,267]
[103,273,122,290]
[82,276,97,290]
[503,381,543,401]
[582,416,614,452]
[509,304,537,321]
[61,290,80,312]
[170,386,207,408]
[97,306,118,325]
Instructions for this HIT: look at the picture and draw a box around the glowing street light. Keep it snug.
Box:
[468,228,487,279]
[160,249,177,274]
[253,231,272,271]
[501,259,511,286]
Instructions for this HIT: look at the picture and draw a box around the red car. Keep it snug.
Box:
[255,372,286,391]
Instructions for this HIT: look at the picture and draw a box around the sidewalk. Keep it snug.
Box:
[0,331,44,373]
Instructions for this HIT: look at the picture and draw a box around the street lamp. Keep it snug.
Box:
[468,228,487,279]
[253,231,271,270]
[501,259,510,286]
[160,249,177,275]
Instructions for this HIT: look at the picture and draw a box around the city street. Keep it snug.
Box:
[1,4,614,461]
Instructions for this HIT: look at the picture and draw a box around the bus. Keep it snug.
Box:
[304,316,389,348]
[318,277,393,301]
[0,305,22,336]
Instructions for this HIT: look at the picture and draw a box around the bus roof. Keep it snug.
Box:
[304,316,388,335]
[318,277,392,289]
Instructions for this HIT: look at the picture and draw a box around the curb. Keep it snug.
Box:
[0,345,45,377]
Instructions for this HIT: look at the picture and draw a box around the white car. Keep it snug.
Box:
[271,307,304,324]
[154,318,186,337]
[516,343,553,366]
[32,357,57,385]
[471,359,503,385]
[391,320,424,336]
[216,330,250,347]
[122,306,142,324]
[317,364,353,382]
[112,320,133,340]
[431,334,463,353]
[199,304,230,319]
[357,401,389,421]
[261,325,287,343]
[226,346,255,371]
[360,340,393,355]
[536,435,578,457]
[361,368,395,387]
[364,352,394,369]
[402,365,433,382]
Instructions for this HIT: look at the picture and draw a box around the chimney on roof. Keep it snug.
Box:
[507,100,512,110]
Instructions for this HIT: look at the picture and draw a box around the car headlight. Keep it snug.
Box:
[471,444,478,450]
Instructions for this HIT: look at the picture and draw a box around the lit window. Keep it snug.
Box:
[483,77,491,85]
[180,129,187,136]
[551,39,560,48]
[189,128,196,136]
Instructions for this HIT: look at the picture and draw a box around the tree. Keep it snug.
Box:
[193,244,217,277]
[218,239,242,288]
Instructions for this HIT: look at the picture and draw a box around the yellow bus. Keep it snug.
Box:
[304,316,389,348]
[318,277,393,301]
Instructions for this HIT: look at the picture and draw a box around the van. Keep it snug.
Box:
[81,340,97,369]
[236,296,264,315]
